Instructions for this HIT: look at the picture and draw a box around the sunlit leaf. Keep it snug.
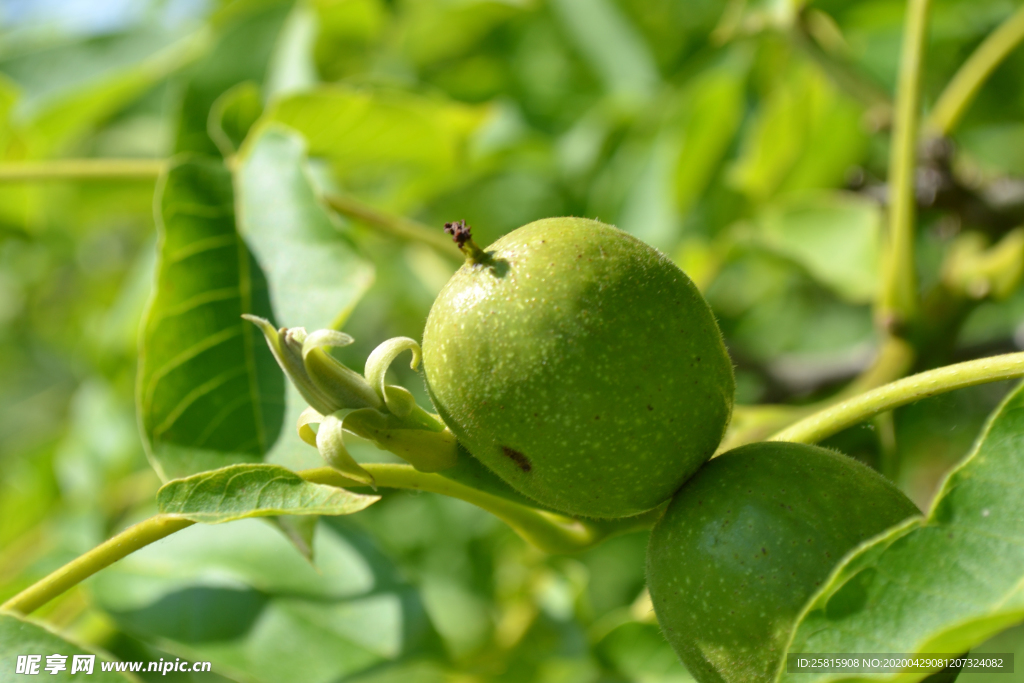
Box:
[728,66,865,201]
[619,57,747,251]
[673,59,747,216]
[617,132,681,251]
[236,125,374,331]
[957,123,1024,176]
[208,81,263,157]
[706,250,875,378]
[752,191,881,303]
[780,380,1024,683]
[138,156,284,480]
[714,0,805,40]
[257,86,487,204]
[264,3,318,100]
[174,2,291,155]
[399,0,521,67]
[157,464,379,523]
[272,514,319,561]
[1,27,206,156]
[53,379,143,507]
[234,125,376,471]
[313,0,387,81]
[88,518,439,683]
[596,621,693,683]
[0,612,137,681]
[550,0,659,102]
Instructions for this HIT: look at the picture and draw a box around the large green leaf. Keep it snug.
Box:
[779,380,1024,683]
[713,0,805,39]
[157,464,379,523]
[752,192,881,304]
[618,59,747,251]
[263,2,319,100]
[673,60,747,217]
[0,27,206,156]
[208,81,263,157]
[549,0,659,101]
[728,66,866,201]
[0,612,138,681]
[138,156,284,480]
[235,125,375,331]
[256,86,486,205]
[235,126,376,470]
[87,518,439,683]
[595,621,694,683]
[173,1,291,155]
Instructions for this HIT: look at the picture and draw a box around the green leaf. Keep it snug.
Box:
[234,125,376,472]
[271,514,319,561]
[618,59,747,252]
[313,0,386,81]
[208,81,264,157]
[0,612,138,681]
[1,27,206,156]
[138,156,284,480]
[752,192,881,303]
[705,250,875,375]
[715,0,806,40]
[673,60,747,216]
[728,66,866,201]
[157,464,379,523]
[173,2,291,156]
[264,3,319,100]
[88,518,438,683]
[236,125,375,331]
[549,0,660,101]
[256,86,486,205]
[779,380,1024,683]
[957,123,1024,176]
[596,621,693,683]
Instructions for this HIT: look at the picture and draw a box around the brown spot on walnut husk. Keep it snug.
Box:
[501,446,532,472]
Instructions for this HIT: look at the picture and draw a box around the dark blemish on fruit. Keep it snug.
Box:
[647,405,653,411]
[595,415,600,420]
[502,446,532,472]
[761,547,767,555]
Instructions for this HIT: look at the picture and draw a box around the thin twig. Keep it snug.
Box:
[1,515,194,615]
[928,3,1024,135]
[880,0,930,331]
[300,465,661,553]
[1,463,659,616]
[324,193,462,261]
[0,159,166,182]
[769,351,1024,444]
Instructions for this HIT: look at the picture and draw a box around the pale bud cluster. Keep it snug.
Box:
[244,315,458,486]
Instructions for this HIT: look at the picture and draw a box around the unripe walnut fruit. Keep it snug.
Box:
[646,442,919,683]
[422,217,735,518]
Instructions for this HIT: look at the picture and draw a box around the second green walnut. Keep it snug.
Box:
[422,217,735,518]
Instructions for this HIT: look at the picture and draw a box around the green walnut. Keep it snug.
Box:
[646,441,920,683]
[422,217,735,519]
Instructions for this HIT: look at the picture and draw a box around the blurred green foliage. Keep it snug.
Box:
[3,0,1024,680]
